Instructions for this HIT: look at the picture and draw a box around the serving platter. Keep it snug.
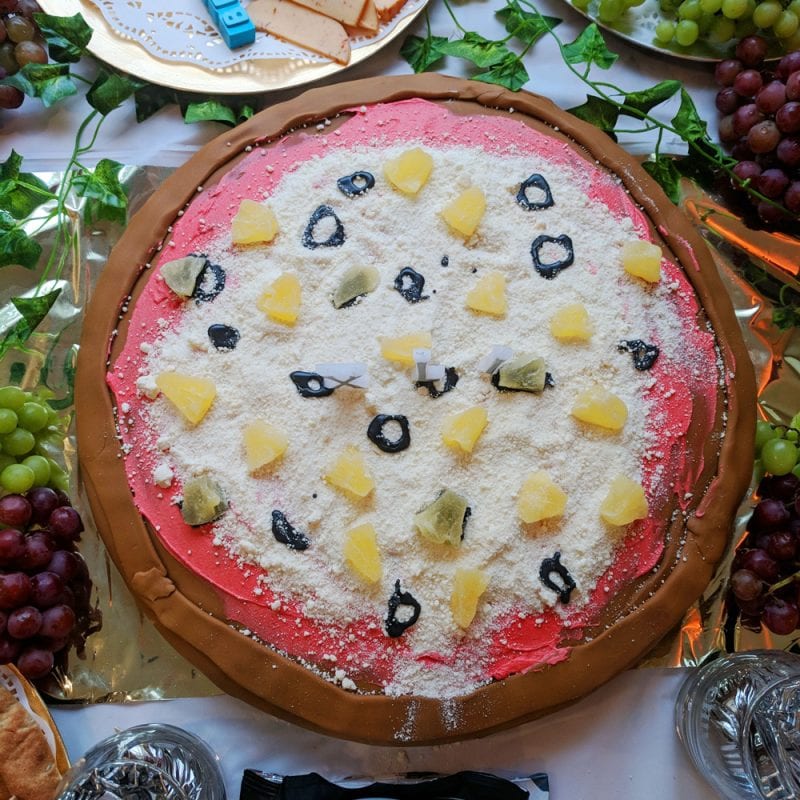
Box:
[38,0,428,94]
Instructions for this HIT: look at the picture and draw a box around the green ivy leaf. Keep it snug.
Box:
[1,290,62,357]
[238,104,255,123]
[438,32,513,68]
[773,303,800,331]
[568,94,619,136]
[400,33,448,72]
[473,52,529,92]
[562,24,618,70]
[642,155,682,204]
[1,62,76,107]
[671,87,707,142]
[0,151,52,220]
[0,210,42,269]
[184,100,238,126]
[623,80,681,116]
[87,70,145,115]
[33,13,92,63]
[133,84,178,123]
[497,1,561,44]
[675,137,733,191]
[72,159,127,225]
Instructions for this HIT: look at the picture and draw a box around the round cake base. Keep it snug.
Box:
[76,75,755,745]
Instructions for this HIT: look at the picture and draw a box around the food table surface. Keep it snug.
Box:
[4,0,737,796]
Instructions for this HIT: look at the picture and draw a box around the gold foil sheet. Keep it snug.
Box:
[0,167,796,704]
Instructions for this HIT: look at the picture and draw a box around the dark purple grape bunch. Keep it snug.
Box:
[0,0,47,111]
[0,487,95,680]
[715,36,800,224]
[729,473,800,635]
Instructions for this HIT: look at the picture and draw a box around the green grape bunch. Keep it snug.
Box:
[755,412,800,481]
[0,386,69,495]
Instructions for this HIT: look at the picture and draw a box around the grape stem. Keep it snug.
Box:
[768,570,800,595]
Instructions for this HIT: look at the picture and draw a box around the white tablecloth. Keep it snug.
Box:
[6,1,728,796]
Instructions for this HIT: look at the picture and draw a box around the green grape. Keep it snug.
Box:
[697,12,716,32]
[678,0,703,19]
[0,409,17,435]
[793,462,800,480]
[0,386,26,412]
[722,0,748,18]
[774,9,799,37]
[784,26,800,48]
[34,429,62,460]
[753,0,782,27]
[598,0,626,22]
[675,18,700,43]
[655,19,677,40]
[791,412,800,430]
[47,459,69,492]
[786,428,800,443]
[625,0,647,7]
[21,454,50,486]
[17,401,48,433]
[0,463,35,493]
[0,454,15,472]
[708,15,737,39]
[2,428,35,456]
[762,438,799,476]
[700,0,723,12]
[755,420,779,453]
[754,458,766,484]
[572,0,592,10]
[788,0,800,17]
[735,16,758,35]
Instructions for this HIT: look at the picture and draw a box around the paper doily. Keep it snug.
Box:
[88,0,426,68]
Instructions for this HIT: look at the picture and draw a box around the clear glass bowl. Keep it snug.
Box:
[675,651,800,800]
[57,723,226,800]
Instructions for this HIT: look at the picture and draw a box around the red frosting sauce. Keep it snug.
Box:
[108,100,720,691]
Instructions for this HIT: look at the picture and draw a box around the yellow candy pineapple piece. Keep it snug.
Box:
[442,187,486,237]
[517,470,567,523]
[550,303,593,341]
[344,523,382,583]
[450,568,489,628]
[441,407,488,454]
[379,332,432,366]
[257,273,301,325]
[571,385,628,431]
[383,147,433,195]
[231,199,279,245]
[243,420,288,472]
[324,447,374,499]
[622,240,662,283]
[466,271,507,317]
[600,475,649,526]
[155,372,216,425]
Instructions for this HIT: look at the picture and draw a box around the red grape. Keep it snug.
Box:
[26,487,59,526]
[733,160,762,183]
[39,605,75,639]
[748,120,781,152]
[761,473,800,502]
[777,101,800,133]
[19,531,54,572]
[757,200,788,223]
[0,572,31,609]
[0,495,31,529]
[736,35,768,67]
[0,635,21,662]
[4,14,34,43]
[777,52,800,81]
[766,530,797,561]
[757,81,788,114]
[717,87,742,114]
[788,72,800,102]
[13,40,44,67]
[751,499,791,533]
[716,58,744,86]
[777,137,800,168]
[763,598,800,635]
[14,0,42,16]
[46,550,80,582]
[719,114,738,142]
[0,528,25,566]
[16,647,53,679]
[733,104,765,136]
[785,181,800,213]
[7,606,41,639]
[757,168,791,198]
[741,548,780,582]
[731,568,763,601]
[735,69,763,98]
[0,610,6,635]
[29,571,63,609]
[48,506,83,543]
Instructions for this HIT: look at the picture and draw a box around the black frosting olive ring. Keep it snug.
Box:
[367,414,411,453]
[303,205,346,249]
[192,261,226,303]
[618,339,660,371]
[531,234,575,279]
[394,267,428,304]
[207,323,240,351]
[539,551,576,604]
[337,171,375,196]
[271,509,310,550]
[516,173,554,210]
[385,579,421,637]
[289,371,335,398]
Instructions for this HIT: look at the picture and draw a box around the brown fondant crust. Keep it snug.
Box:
[76,75,756,746]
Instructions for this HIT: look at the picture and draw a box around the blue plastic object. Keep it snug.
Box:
[204,0,256,49]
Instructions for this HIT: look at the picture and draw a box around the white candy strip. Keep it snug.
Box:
[412,348,445,382]
[316,362,369,390]
[477,345,514,374]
